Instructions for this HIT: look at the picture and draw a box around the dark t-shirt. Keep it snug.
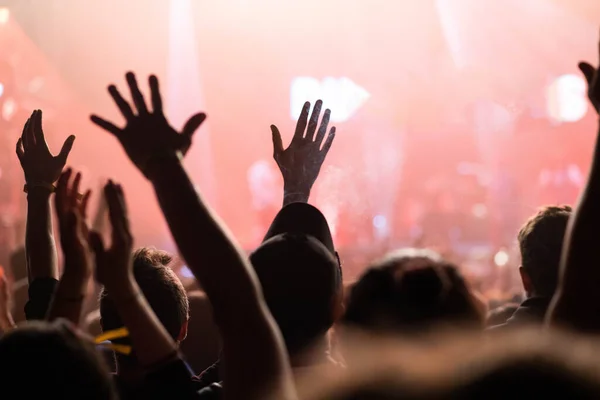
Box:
[116,359,222,399]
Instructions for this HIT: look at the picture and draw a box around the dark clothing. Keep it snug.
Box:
[25,277,58,321]
[116,358,222,399]
[490,297,551,331]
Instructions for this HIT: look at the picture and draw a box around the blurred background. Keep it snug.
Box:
[0,0,599,299]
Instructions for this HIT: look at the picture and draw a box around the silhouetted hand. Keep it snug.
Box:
[90,181,134,290]
[16,110,75,185]
[578,39,600,114]
[90,72,206,177]
[271,100,336,197]
[55,169,92,278]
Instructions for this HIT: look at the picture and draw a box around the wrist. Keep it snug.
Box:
[283,189,310,205]
[144,151,183,181]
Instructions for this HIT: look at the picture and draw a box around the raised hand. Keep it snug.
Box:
[89,181,134,291]
[16,110,75,186]
[271,100,336,202]
[55,169,92,278]
[90,72,206,177]
[578,39,600,113]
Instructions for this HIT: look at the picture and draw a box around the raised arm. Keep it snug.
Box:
[548,35,600,331]
[91,72,296,400]
[16,110,75,319]
[47,169,92,325]
[271,100,336,206]
[91,180,179,368]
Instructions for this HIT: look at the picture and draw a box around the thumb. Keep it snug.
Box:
[578,62,596,86]
[181,113,207,141]
[270,125,284,158]
[57,135,76,164]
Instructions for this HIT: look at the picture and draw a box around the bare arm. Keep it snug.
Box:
[548,39,600,331]
[17,110,75,282]
[0,269,15,332]
[270,100,336,207]
[92,181,178,367]
[91,72,296,400]
[47,170,92,325]
[148,158,295,399]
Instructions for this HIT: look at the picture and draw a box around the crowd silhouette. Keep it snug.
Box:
[2,22,600,400]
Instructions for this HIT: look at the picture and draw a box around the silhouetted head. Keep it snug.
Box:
[518,205,571,298]
[250,203,343,357]
[0,320,116,399]
[100,248,189,368]
[343,248,483,334]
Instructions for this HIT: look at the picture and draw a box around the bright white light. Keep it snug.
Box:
[0,83,4,98]
[372,214,389,239]
[179,265,194,278]
[2,98,15,121]
[547,74,588,122]
[0,8,9,25]
[373,215,387,229]
[290,77,370,123]
[494,250,509,267]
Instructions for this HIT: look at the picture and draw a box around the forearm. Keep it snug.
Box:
[25,190,58,281]
[148,157,262,320]
[550,121,600,329]
[0,310,15,332]
[46,267,89,325]
[110,277,178,367]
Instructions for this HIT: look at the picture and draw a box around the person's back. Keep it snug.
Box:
[0,320,117,399]
[492,205,571,330]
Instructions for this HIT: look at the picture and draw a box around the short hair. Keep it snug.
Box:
[518,205,572,297]
[250,233,341,354]
[100,247,189,341]
[0,320,117,399]
[343,248,483,333]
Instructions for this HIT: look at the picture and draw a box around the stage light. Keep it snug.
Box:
[290,76,370,123]
[494,250,509,267]
[2,98,15,121]
[547,74,588,122]
[0,8,9,25]
[373,215,387,229]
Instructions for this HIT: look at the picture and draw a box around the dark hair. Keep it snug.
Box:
[250,233,341,355]
[100,247,189,341]
[0,320,117,399]
[343,249,483,333]
[518,205,571,297]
